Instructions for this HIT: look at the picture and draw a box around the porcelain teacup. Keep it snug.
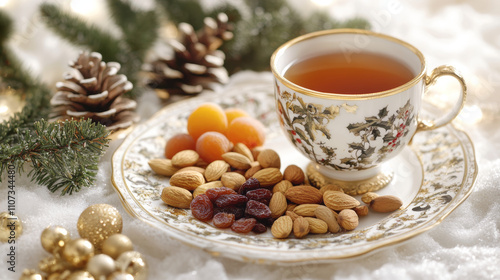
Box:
[270,29,466,195]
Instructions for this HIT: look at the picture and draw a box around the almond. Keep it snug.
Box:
[252,168,283,187]
[193,181,223,197]
[304,217,328,234]
[286,204,297,212]
[283,165,305,185]
[370,195,403,213]
[169,170,205,191]
[204,160,230,182]
[293,204,320,217]
[161,186,193,208]
[354,205,369,216]
[285,185,322,204]
[232,143,254,162]
[272,180,293,194]
[314,205,341,233]
[271,216,293,239]
[361,192,379,204]
[323,191,360,211]
[176,166,205,174]
[171,150,199,168]
[319,184,344,195]
[257,149,281,168]
[148,159,179,176]
[269,192,287,219]
[222,152,252,170]
[338,209,359,231]
[251,146,264,160]
[286,210,299,221]
[293,216,310,238]
[220,172,246,191]
[244,165,262,179]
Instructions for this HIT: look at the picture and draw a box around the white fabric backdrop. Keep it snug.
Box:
[1,0,499,279]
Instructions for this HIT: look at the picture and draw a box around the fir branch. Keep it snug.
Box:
[39,2,159,98]
[0,119,110,195]
[40,3,125,63]
[155,0,206,30]
[106,0,158,57]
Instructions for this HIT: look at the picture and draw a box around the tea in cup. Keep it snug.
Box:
[271,29,466,195]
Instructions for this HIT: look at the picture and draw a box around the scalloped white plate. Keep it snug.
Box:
[111,79,477,265]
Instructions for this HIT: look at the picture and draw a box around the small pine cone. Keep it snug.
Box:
[50,51,139,131]
[145,13,233,99]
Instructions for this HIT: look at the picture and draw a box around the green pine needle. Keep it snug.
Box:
[1,119,110,195]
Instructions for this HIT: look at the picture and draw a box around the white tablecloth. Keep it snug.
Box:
[1,1,499,279]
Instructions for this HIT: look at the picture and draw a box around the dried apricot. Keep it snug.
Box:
[195,131,232,163]
[164,133,196,159]
[187,103,228,140]
[231,218,257,233]
[225,108,249,124]
[190,194,214,222]
[226,116,266,149]
[213,213,235,228]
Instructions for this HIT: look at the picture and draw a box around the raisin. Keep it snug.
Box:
[239,177,261,194]
[214,206,245,220]
[213,213,235,228]
[252,222,267,234]
[245,189,272,205]
[190,194,214,222]
[258,217,275,227]
[215,194,248,208]
[206,187,236,203]
[245,200,271,219]
[231,218,257,233]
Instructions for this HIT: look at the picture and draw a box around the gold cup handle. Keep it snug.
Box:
[415,65,467,133]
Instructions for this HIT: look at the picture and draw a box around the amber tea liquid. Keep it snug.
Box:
[283,52,414,94]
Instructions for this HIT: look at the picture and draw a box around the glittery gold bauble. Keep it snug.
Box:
[106,272,134,280]
[67,270,95,280]
[87,254,116,279]
[0,212,23,243]
[102,234,133,259]
[63,238,95,268]
[115,251,148,280]
[41,225,71,254]
[19,269,43,280]
[38,255,70,274]
[77,204,123,250]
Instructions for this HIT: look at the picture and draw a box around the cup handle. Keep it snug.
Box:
[414,65,467,134]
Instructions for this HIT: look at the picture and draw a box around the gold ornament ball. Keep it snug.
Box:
[67,270,95,280]
[115,251,149,280]
[107,272,135,280]
[102,233,134,259]
[63,238,95,268]
[0,212,23,243]
[87,254,116,279]
[38,255,69,274]
[41,225,71,254]
[19,269,43,280]
[77,204,123,250]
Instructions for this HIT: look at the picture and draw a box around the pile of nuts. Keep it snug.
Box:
[148,143,403,239]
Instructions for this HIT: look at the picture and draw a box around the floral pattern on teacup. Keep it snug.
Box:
[276,85,415,171]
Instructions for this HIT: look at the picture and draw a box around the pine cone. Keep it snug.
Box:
[50,52,139,131]
[145,13,233,99]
